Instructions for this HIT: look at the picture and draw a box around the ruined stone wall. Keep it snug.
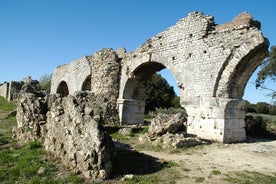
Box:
[0,82,9,99]
[8,81,23,101]
[88,48,121,105]
[120,12,267,105]
[48,12,268,143]
[51,48,122,123]
[15,93,48,142]
[0,81,23,101]
[118,12,268,142]
[15,91,114,180]
[51,57,91,95]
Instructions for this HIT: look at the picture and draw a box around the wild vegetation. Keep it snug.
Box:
[0,96,82,184]
[256,45,276,104]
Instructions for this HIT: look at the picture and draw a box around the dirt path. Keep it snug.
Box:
[140,140,276,183]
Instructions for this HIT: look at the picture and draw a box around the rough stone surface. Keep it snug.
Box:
[0,76,42,101]
[148,113,186,140]
[118,127,133,136]
[14,91,114,180]
[50,12,269,143]
[138,132,202,149]
[0,82,9,99]
[15,93,48,142]
[45,92,114,180]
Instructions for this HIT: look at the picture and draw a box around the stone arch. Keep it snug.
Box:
[214,40,268,99]
[81,75,91,91]
[123,61,166,100]
[209,41,268,142]
[118,54,180,125]
[57,81,69,97]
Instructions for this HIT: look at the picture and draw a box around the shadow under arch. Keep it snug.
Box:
[57,81,69,97]
[81,75,91,91]
[214,43,268,99]
[123,62,166,100]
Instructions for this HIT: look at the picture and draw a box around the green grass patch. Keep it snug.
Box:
[135,142,163,152]
[110,132,131,142]
[211,169,222,175]
[225,171,276,184]
[0,116,17,131]
[0,140,83,184]
[0,96,16,113]
[195,177,205,183]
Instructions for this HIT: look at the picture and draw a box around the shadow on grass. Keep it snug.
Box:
[112,142,167,178]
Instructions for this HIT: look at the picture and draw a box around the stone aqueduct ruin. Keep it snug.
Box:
[51,12,268,143]
[15,12,268,180]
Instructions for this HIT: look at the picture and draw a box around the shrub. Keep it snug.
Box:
[255,102,270,114]
[245,115,268,137]
[269,107,276,115]
[244,102,256,113]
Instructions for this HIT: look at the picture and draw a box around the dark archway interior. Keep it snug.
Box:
[123,61,181,115]
[82,75,91,91]
[133,62,165,82]
[57,81,69,97]
[123,62,166,100]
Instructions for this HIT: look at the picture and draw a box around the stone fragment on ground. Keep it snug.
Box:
[148,113,186,140]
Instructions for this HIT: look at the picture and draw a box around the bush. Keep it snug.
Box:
[269,107,276,115]
[245,115,268,137]
[255,102,270,114]
[244,102,256,113]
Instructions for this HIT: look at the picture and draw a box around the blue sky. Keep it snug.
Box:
[0,0,275,104]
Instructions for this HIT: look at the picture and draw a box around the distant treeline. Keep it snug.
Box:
[245,101,276,115]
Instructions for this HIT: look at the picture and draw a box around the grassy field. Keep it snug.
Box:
[0,97,82,184]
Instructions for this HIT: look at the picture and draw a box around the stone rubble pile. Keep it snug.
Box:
[139,113,202,148]
[14,91,114,180]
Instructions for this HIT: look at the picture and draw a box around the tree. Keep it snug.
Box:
[256,46,276,104]
[244,101,256,113]
[143,73,177,113]
[255,102,270,114]
[39,74,52,93]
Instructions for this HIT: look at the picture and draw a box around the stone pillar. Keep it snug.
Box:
[186,98,246,143]
[117,99,145,125]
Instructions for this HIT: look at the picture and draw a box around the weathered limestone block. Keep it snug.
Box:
[148,113,186,140]
[51,57,91,95]
[14,93,48,143]
[15,91,115,180]
[44,92,114,180]
[88,48,121,104]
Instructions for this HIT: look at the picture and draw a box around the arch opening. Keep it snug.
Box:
[120,61,182,125]
[81,75,91,91]
[214,43,268,99]
[57,81,69,97]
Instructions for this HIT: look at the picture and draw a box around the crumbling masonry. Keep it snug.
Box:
[51,12,268,143]
[15,12,268,180]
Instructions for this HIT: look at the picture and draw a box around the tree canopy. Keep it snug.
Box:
[143,73,180,113]
[39,74,52,93]
[256,46,276,103]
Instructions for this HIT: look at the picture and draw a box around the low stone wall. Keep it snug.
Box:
[0,83,9,99]
[14,91,114,180]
